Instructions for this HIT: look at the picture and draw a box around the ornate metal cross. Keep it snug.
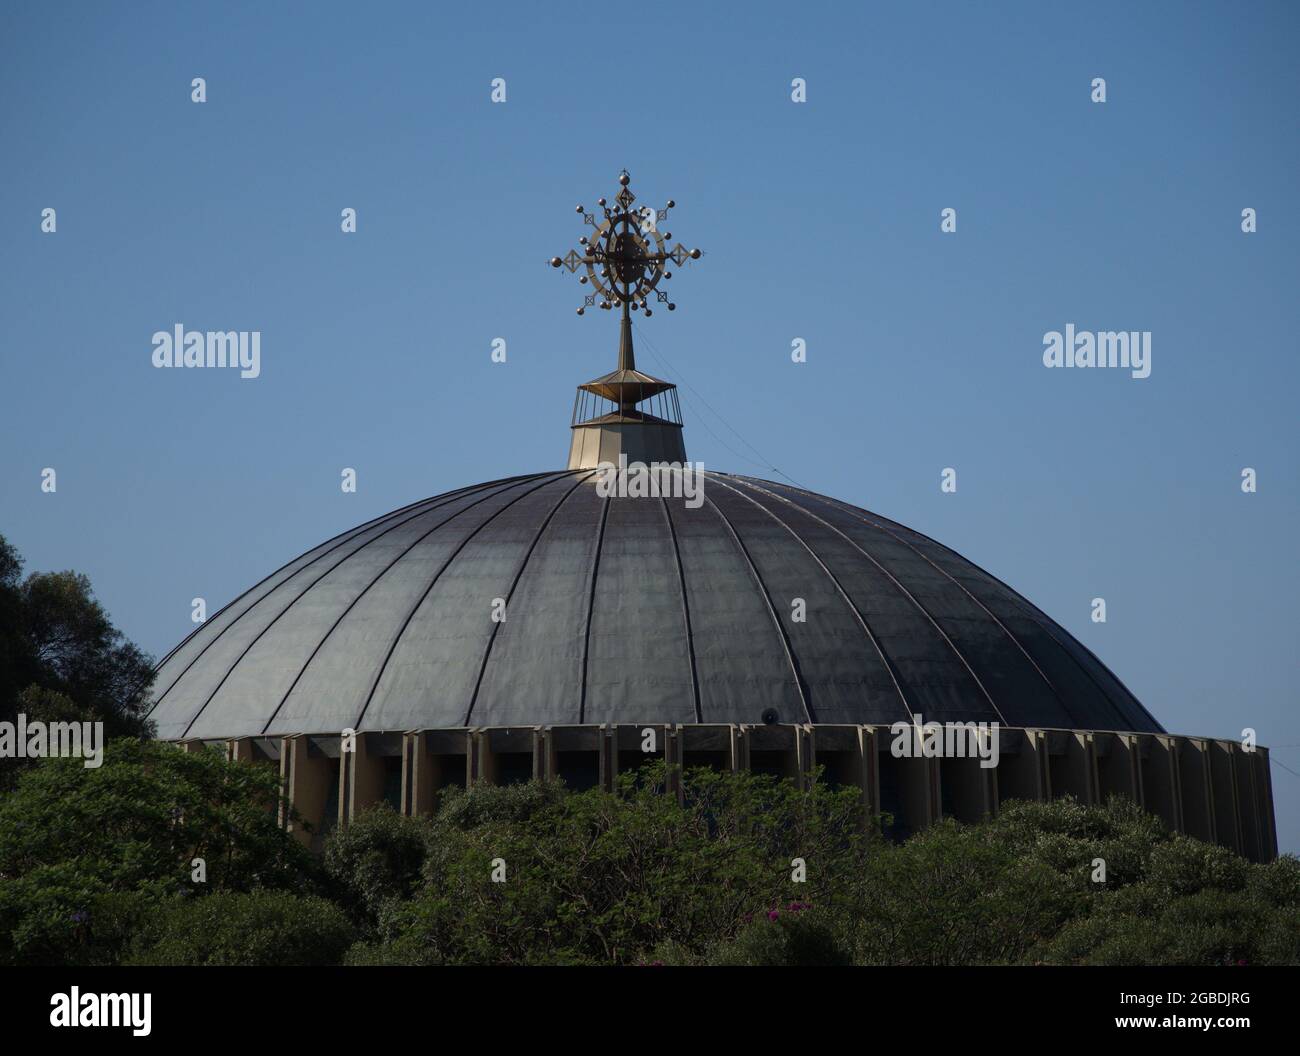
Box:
[549,169,702,318]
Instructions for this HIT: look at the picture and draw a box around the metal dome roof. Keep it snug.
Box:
[147,470,1162,740]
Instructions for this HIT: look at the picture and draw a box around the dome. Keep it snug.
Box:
[143,171,1280,865]
[147,470,1162,740]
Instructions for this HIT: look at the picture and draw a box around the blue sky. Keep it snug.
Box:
[1,1,1297,849]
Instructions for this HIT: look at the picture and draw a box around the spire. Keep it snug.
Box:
[548,170,704,469]
[618,300,635,373]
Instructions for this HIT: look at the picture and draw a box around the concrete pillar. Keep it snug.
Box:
[665,725,683,802]
[226,737,280,815]
[1094,732,1142,806]
[858,726,881,824]
[1140,734,1183,835]
[805,725,866,787]
[601,725,616,791]
[339,731,400,827]
[1177,738,1215,844]
[898,751,939,830]
[806,725,881,827]
[530,727,546,780]
[734,725,751,772]
[793,724,814,790]
[996,728,1049,804]
[870,724,942,838]
[1231,742,1263,862]
[546,725,608,791]
[1255,746,1278,862]
[681,724,740,773]
[939,754,997,823]
[402,731,431,817]
[1232,741,1279,864]
[401,729,471,816]
[1050,731,1099,805]
[1207,740,1243,855]
[471,727,538,786]
[541,726,557,781]
[741,723,801,782]
[611,724,668,788]
[279,734,336,848]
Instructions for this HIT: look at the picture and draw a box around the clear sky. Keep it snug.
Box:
[1,1,1296,850]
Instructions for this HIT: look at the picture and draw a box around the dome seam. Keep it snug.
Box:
[463,471,597,726]
[753,476,1159,734]
[722,473,1007,727]
[340,473,580,734]
[172,476,532,738]
[709,474,915,723]
[700,477,814,723]
[577,487,613,724]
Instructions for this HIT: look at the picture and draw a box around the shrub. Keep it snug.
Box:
[3,751,1295,967]
[357,763,871,965]
[0,739,314,965]
[323,805,433,931]
[1248,854,1300,907]
[840,820,1078,965]
[985,795,1167,889]
[706,904,851,966]
[1145,835,1250,898]
[127,891,354,966]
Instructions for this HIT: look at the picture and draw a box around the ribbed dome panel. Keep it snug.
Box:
[148,471,1162,739]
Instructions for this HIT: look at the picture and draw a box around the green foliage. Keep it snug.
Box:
[0,724,1294,966]
[1037,888,1277,966]
[15,566,156,738]
[1029,836,1300,966]
[15,684,85,724]
[0,739,314,965]
[1145,834,1251,897]
[0,537,39,781]
[0,533,157,793]
[978,794,1166,889]
[350,764,869,965]
[836,818,1078,965]
[1247,853,1300,907]
[340,785,1298,967]
[323,804,435,931]
[126,891,355,966]
[704,906,852,966]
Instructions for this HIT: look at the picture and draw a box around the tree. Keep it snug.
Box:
[19,567,155,737]
[0,536,38,733]
[0,533,156,790]
[345,764,871,965]
[0,739,315,966]
[126,891,355,967]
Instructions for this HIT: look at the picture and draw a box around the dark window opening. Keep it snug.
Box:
[313,759,342,854]
[618,749,659,772]
[749,750,790,780]
[435,754,467,792]
[556,750,600,792]
[816,751,857,790]
[1048,754,1069,800]
[683,750,727,773]
[382,756,403,811]
[938,759,987,823]
[494,752,534,786]
[876,752,907,843]
[617,750,664,792]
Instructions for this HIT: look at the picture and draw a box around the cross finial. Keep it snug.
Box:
[548,169,703,321]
